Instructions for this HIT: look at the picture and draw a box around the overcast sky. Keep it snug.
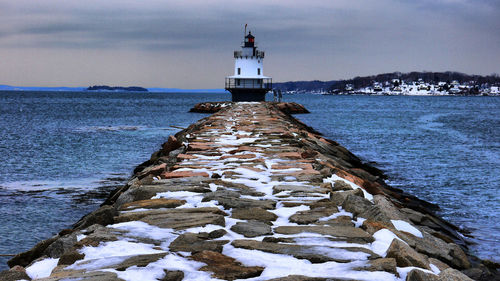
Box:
[0,0,499,88]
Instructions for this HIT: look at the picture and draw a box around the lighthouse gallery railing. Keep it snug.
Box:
[225,78,272,90]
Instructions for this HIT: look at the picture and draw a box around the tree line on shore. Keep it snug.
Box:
[273,71,500,93]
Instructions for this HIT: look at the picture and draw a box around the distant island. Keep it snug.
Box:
[274,71,500,96]
[86,85,148,92]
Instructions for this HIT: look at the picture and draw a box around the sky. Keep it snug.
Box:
[0,0,499,88]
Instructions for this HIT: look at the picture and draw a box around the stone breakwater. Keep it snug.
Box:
[189,102,310,114]
[3,102,498,281]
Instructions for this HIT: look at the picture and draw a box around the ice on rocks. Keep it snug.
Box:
[26,258,59,279]
[391,219,423,238]
[397,266,437,280]
[354,217,367,228]
[67,256,129,271]
[31,103,466,281]
[153,191,201,199]
[80,240,165,260]
[110,221,177,241]
[318,207,352,221]
[271,204,310,226]
[371,229,404,257]
[292,236,371,250]
[76,234,87,241]
[430,263,441,274]
[312,245,372,260]
[105,254,216,281]
[223,245,398,281]
[323,174,374,201]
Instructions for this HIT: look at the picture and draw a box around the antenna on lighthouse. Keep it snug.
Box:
[244,24,247,37]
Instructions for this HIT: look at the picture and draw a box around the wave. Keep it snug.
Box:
[75,125,144,132]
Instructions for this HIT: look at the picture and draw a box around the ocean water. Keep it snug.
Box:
[0,91,498,270]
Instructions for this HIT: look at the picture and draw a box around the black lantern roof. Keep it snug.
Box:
[244,31,255,47]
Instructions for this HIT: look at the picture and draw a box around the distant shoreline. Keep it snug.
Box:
[0,85,228,94]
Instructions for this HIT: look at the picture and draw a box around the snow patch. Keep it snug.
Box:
[80,240,165,260]
[371,229,404,257]
[391,220,423,238]
[323,174,374,201]
[26,258,59,279]
[223,245,398,281]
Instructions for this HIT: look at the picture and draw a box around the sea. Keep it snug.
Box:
[0,91,498,270]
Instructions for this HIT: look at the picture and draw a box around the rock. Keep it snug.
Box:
[354,258,397,274]
[397,231,470,270]
[58,248,85,265]
[202,190,241,200]
[273,102,310,114]
[203,195,276,210]
[361,219,392,235]
[115,207,227,222]
[406,269,439,281]
[137,163,167,179]
[386,239,430,269]
[461,267,488,281]
[448,244,471,269]
[231,240,376,263]
[191,250,264,280]
[8,235,58,267]
[359,205,393,225]
[230,221,273,237]
[39,270,121,281]
[429,258,450,271]
[438,268,474,281]
[119,198,186,211]
[289,207,339,224]
[0,268,31,281]
[316,215,354,227]
[169,233,229,253]
[372,195,406,220]
[162,135,182,154]
[43,233,79,258]
[341,194,373,217]
[274,225,374,243]
[73,205,117,230]
[114,253,168,270]
[114,182,211,206]
[142,211,225,230]
[333,180,352,191]
[359,195,410,225]
[273,185,327,194]
[161,270,184,281]
[278,152,303,159]
[231,207,278,222]
[400,208,426,224]
[161,171,209,179]
[266,275,330,281]
[208,229,227,239]
[320,182,332,189]
[329,189,364,206]
[114,207,227,230]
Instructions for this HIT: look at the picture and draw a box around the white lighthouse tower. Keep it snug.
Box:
[225,29,272,102]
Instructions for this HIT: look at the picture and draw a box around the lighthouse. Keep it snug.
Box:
[225,29,272,102]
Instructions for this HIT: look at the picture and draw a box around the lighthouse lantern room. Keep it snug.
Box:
[225,29,272,102]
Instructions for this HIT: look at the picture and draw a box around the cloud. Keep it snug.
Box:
[0,0,498,87]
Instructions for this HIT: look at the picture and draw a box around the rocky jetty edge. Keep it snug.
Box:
[3,102,498,281]
[189,102,310,114]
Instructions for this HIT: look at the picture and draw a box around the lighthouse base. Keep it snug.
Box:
[229,90,267,102]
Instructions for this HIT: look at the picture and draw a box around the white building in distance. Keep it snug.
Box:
[225,30,272,102]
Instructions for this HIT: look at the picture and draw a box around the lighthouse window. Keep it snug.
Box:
[236,79,240,86]
[237,68,241,75]
[257,68,261,75]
